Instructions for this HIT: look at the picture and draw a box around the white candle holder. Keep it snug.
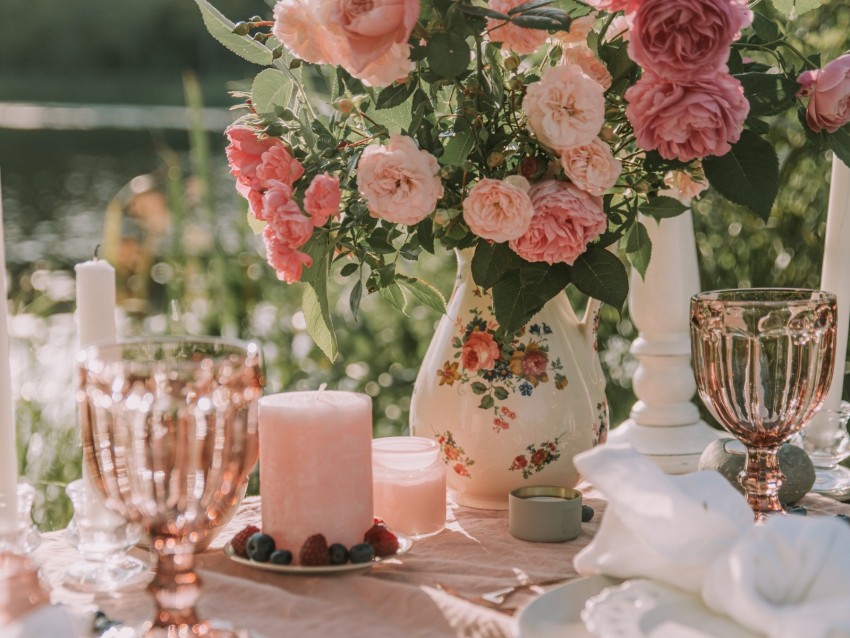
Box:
[61,479,149,593]
[792,401,850,500]
[0,483,41,554]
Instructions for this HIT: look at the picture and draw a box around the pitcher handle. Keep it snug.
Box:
[580,297,602,345]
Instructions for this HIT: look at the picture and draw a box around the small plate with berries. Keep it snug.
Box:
[224,521,412,575]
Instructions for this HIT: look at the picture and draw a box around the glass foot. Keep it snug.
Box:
[100,620,261,638]
[812,465,850,500]
[62,556,150,593]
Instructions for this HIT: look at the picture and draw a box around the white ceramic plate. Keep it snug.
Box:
[223,532,412,575]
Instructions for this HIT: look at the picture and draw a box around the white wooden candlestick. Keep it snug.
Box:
[607,210,720,473]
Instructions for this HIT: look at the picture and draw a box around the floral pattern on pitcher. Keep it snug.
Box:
[437,304,568,427]
[509,436,564,479]
[436,431,474,478]
[593,401,609,447]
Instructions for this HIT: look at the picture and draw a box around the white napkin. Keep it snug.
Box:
[573,443,753,593]
[703,516,850,638]
[0,604,77,638]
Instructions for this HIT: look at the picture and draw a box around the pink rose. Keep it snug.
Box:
[798,54,850,133]
[625,71,749,162]
[462,178,535,242]
[322,0,419,75]
[523,64,605,150]
[560,138,622,197]
[510,180,606,265]
[604,15,630,42]
[356,42,416,88]
[256,145,305,188]
[272,0,340,65]
[561,45,612,92]
[263,181,314,248]
[629,0,752,79]
[487,0,548,54]
[304,173,341,227]
[263,226,313,284]
[461,331,501,372]
[555,14,596,46]
[357,135,443,224]
[582,0,636,12]
[237,181,268,221]
[661,170,708,204]
[225,126,277,187]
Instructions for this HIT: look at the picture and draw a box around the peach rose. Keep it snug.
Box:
[225,126,277,188]
[304,173,341,227]
[629,0,752,79]
[256,144,305,188]
[561,45,612,92]
[357,135,443,224]
[461,330,501,372]
[583,0,636,11]
[555,14,596,46]
[798,54,850,133]
[661,170,709,204]
[509,180,606,265]
[559,138,622,197]
[487,0,548,54]
[625,71,749,162]
[263,226,313,284]
[604,15,630,42]
[523,64,605,150]
[462,178,535,242]
[355,42,416,88]
[273,0,340,65]
[263,181,314,248]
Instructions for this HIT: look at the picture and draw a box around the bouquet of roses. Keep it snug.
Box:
[196,0,850,360]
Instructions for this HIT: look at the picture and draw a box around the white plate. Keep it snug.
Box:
[223,533,412,575]
[515,575,621,638]
[582,579,760,638]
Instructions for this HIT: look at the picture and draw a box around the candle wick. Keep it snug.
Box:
[93,244,101,260]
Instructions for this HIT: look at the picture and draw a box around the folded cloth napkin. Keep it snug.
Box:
[0,604,77,638]
[573,443,753,593]
[703,516,850,638]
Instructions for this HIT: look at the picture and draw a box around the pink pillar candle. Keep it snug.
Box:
[258,391,373,560]
[372,437,446,539]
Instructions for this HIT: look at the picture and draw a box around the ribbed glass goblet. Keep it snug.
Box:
[690,289,837,520]
[77,337,263,637]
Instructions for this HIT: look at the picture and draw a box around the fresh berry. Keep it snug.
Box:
[364,523,399,557]
[299,534,331,566]
[270,550,293,565]
[246,532,276,562]
[230,525,260,558]
[786,504,807,516]
[349,543,375,564]
[581,505,595,523]
[329,543,349,565]
[836,514,850,525]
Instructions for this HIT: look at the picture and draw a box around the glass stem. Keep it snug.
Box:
[148,534,202,632]
[739,446,784,519]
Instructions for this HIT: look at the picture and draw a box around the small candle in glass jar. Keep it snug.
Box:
[372,437,446,539]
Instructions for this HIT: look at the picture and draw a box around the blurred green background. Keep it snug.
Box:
[1,0,849,530]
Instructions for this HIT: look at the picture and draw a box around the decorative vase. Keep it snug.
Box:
[410,250,608,509]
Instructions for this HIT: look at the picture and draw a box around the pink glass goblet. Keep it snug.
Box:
[77,337,263,637]
[690,289,837,520]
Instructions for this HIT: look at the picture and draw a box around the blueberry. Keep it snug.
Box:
[835,514,850,525]
[349,543,375,564]
[329,543,349,565]
[786,504,807,516]
[246,532,276,562]
[269,550,293,565]
[581,505,595,523]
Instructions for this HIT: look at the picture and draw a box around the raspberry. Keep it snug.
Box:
[299,534,331,566]
[364,523,399,557]
[230,525,260,558]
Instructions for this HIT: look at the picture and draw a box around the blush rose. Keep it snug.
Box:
[487,0,548,54]
[357,135,443,224]
[509,180,607,265]
[559,138,622,197]
[798,54,850,133]
[625,71,749,162]
[462,177,535,242]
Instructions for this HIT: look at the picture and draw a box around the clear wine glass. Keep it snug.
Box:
[77,337,263,637]
[690,289,837,520]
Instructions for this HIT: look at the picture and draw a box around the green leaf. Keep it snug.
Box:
[367,101,412,134]
[251,69,293,120]
[300,236,337,362]
[441,129,477,167]
[639,196,687,220]
[194,0,273,66]
[397,276,447,314]
[508,0,555,14]
[703,130,779,220]
[571,246,628,311]
[770,0,826,17]
[826,127,850,169]
[376,82,416,110]
[416,219,436,254]
[472,242,523,288]
[349,279,363,318]
[471,382,488,395]
[379,283,408,314]
[625,222,652,280]
[457,4,510,20]
[510,12,570,30]
[736,73,799,117]
[480,395,495,410]
[427,32,472,80]
[491,263,571,333]
[339,262,359,277]
[493,387,510,401]
[752,12,781,42]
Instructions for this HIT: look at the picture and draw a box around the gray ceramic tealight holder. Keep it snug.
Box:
[508,486,583,543]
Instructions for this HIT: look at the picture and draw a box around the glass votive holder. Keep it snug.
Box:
[372,437,446,539]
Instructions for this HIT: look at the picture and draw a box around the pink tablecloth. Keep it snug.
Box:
[37,490,850,638]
